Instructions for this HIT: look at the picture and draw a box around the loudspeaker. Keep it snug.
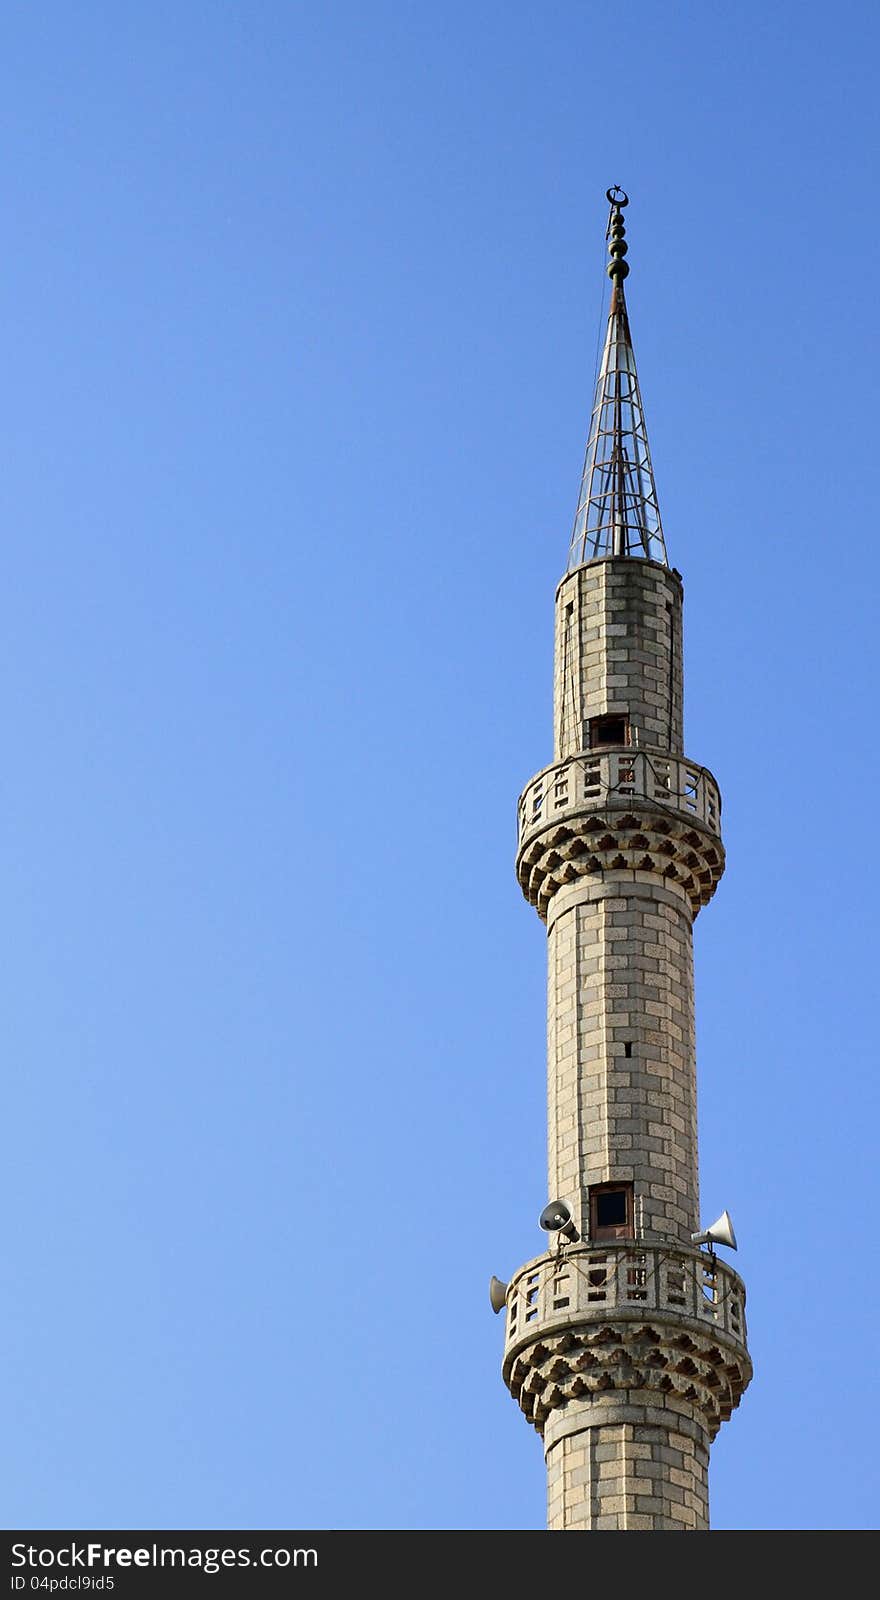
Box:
[691,1209,737,1250]
[488,1276,508,1314]
[539,1199,580,1244]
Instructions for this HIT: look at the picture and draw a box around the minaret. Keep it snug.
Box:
[498,190,751,1531]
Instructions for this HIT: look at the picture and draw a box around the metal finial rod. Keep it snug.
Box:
[606,186,629,283]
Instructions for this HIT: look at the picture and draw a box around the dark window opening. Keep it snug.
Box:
[623,1041,633,1058]
[590,1182,634,1242]
[589,714,630,748]
[596,1191,627,1226]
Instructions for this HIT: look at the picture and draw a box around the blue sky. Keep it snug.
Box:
[2,1,878,1532]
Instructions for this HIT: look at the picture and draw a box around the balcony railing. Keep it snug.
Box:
[517,749,721,847]
[504,1242,747,1359]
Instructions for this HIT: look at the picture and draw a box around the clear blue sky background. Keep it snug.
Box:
[1,1,878,1533]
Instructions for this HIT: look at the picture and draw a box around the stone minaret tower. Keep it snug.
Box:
[498,190,751,1531]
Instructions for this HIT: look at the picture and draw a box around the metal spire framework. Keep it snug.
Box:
[567,188,667,568]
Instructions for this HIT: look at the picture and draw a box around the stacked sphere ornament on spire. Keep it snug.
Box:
[607,210,629,281]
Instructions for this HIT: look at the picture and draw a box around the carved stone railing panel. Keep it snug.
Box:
[504,1243,747,1357]
[518,750,721,849]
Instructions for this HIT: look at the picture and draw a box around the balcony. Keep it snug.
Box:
[500,1242,752,1435]
[504,1241,747,1361]
[518,749,721,852]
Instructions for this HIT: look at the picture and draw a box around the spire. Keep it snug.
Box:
[567,188,667,569]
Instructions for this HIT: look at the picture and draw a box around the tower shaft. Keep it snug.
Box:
[500,193,750,1531]
[547,559,699,1248]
